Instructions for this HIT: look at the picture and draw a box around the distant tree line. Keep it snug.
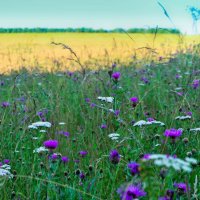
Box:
[0,27,180,34]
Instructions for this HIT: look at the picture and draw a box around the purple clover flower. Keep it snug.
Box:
[57,131,70,137]
[130,97,138,103]
[192,79,199,89]
[164,128,182,139]
[90,103,96,108]
[43,140,58,150]
[37,109,48,121]
[174,182,188,193]
[4,159,10,164]
[85,98,90,103]
[109,149,120,164]
[1,102,10,108]
[141,77,149,84]
[147,117,154,122]
[186,111,192,116]
[112,62,117,68]
[79,172,85,180]
[100,124,107,129]
[61,156,69,164]
[114,110,120,116]
[0,81,5,86]
[175,74,181,79]
[67,71,74,77]
[79,151,88,157]
[117,184,146,200]
[142,154,151,160]
[112,72,121,80]
[50,153,58,160]
[127,162,140,175]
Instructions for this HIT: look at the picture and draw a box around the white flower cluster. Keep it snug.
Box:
[146,154,197,173]
[108,133,120,141]
[97,97,114,103]
[33,146,48,153]
[28,121,52,129]
[133,120,165,127]
[190,128,200,132]
[59,122,66,125]
[175,115,191,120]
[0,164,13,178]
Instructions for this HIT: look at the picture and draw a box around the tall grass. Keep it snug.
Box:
[0,42,199,199]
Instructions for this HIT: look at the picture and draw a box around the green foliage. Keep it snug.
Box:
[0,27,180,34]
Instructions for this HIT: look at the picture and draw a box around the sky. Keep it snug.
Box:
[0,0,200,34]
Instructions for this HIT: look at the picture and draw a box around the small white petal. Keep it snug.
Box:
[97,97,114,103]
[190,128,200,132]
[59,122,66,125]
[175,116,191,120]
[185,157,197,164]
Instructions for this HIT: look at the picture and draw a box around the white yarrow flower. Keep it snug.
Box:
[145,154,196,173]
[108,109,114,113]
[33,146,48,153]
[133,120,165,127]
[108,133,120,141]
[0,165,13,178]
[28,125,38,129]
[97,97,114,103]
[190,128,200,132]
[39,130,47,133]
[28,121,52,129]
[175,115,191,120]
[59,122,66,125]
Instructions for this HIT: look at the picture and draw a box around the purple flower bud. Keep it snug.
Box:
[147,117,154,122]
[4,159,10,164]
[43,140,59,150]
[50,153,58,160]
[130,97,138,103]
[90,103,96,108]
[142,154,151,160]
[192,79,199,89]
[85,98,90,103]
[1,102,10,108]
[61,156,69,164]
[127,162,140,175]
[79,172,85,180]
[79,151,88,157]
[112,72,121,80]
[141,77,149,84]
[164,128,182,139]
[100,124,107,129]
[0,81,5,86]
[114,110,120,116]
[174,182,189,193]
[117,184,146,199]
[109,150,120,164]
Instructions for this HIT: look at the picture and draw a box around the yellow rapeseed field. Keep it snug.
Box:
[0,33,199,73]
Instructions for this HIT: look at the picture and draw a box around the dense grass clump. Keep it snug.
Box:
[0,51,199,199]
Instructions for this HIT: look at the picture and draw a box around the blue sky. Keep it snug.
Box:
[0,0,200,34]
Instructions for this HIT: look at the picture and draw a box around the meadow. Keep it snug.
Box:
[0,33,199,200]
